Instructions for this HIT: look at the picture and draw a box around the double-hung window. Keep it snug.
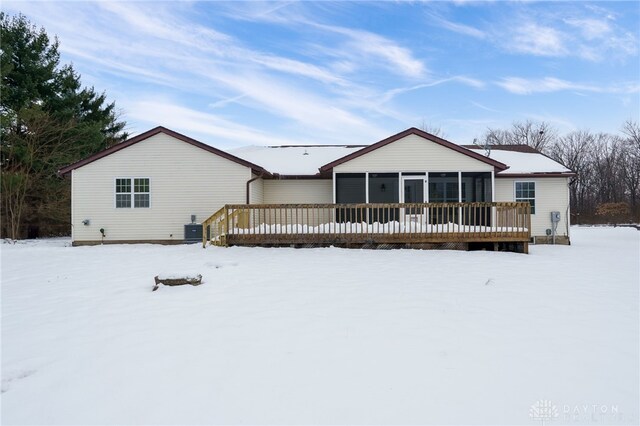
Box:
[115,178,150,208]
[515,181,535,214]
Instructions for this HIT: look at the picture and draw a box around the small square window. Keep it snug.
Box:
[134,193,150,208]
[116,179,131,194]
[134,178,149,193]
[116,193,131,208]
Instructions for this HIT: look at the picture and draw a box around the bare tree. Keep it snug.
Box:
[1,108,89,239]
[481,120,557,151]
[622,120,640,157]
[419,120,446,138]
[476,121,640,223]
[590,134,624,205]
[512,121,557,151]
[483,128,514,145]
[548,131,594,219]
[621,120,640,215]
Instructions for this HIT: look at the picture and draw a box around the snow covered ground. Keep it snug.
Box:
[1,227,638,425]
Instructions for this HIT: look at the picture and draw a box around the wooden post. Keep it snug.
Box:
[202,219,207,248]
[224,205,229,242]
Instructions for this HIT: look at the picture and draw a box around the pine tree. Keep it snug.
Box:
[1,13,128,239]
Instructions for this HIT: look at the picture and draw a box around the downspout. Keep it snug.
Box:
[246,173,265,204]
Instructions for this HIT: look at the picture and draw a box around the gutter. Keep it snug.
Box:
[246,173,265,204]
[496,172,577,178]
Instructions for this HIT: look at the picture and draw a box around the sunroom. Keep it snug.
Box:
[333,171,493,225]
[202,129,531,252]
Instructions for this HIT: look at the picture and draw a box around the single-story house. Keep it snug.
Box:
[59,126,575,248]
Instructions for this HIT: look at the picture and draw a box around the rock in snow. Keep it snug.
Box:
[153,274,203,291]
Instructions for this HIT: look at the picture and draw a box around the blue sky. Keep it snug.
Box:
[4,1,639,148]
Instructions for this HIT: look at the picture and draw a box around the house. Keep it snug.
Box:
[58,126,575,250]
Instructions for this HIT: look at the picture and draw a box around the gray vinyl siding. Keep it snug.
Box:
[495,177,571,238]
[71,133,250,242]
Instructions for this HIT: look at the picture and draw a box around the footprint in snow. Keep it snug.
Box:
[1,369,36,393]
[204,261,238,269]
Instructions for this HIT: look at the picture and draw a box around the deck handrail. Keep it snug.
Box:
[202,206,228,247]
[203,202,531,248]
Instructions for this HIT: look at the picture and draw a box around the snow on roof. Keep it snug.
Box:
[230,145,365,175]
[466,147,572,174]
[230,143,571,176]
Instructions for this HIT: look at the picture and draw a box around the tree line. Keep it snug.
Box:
[477,120,640,224]
[1,13,127,239]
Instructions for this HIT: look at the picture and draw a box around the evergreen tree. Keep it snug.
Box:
[1,13,128,239]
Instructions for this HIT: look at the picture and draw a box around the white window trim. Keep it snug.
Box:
[400,175,427,204]
[114,177,151,209]
[514,181,535,214]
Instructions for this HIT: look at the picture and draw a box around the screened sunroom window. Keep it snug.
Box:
[428,172,459,202]
[461,172,492,202]
[335,173,365,222]
[368,173,399,223]
[336,174,366,203]
[515,181,535,214]
[116,178,150,208]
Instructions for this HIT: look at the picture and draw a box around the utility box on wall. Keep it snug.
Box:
[551,211,561,223]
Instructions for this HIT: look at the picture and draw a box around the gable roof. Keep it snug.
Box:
[58,126,270,177]
[59,126,574,179]
[464,145,576,177]
[319,127,509,172]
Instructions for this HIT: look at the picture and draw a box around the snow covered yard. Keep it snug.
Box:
[1,227,638,425]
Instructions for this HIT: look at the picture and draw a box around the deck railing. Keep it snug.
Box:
[202,202,531,248]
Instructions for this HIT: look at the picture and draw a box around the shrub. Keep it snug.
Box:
[595,202,632,225]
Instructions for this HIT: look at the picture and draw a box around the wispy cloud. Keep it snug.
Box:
[127,99,304,147]
[584,4,619,21]
[564,18,611,40]
[2,0,635,145]
[505,22,568,57]
[4,1,393,144]
[334,26,427,78]
[381,76,485,104]
[440,4,639,63]
[496,77,640,95]
[216,2,428,79]
[501,9,637,62]
[429,15,486,39]
[470,101,502,114]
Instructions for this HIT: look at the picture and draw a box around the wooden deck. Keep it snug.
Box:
[202,202,531,253]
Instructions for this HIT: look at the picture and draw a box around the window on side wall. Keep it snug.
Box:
[515,181,535,214]
[115,178,150,208]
